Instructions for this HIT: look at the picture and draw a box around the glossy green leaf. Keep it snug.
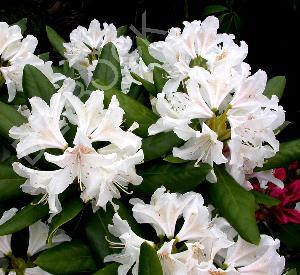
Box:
[134,161,211,194]
[0,164,24,202]
[93,263,118,275]
[130,72,157,96]
[263,76,286,100]
[285,268,297,275]
[117,201,145,237]
[163,155,188,164]
[128,83,143,99]
[209,165,260,244]
[0,101,26,139]
[90,42,121,91]
[259,139,300,171]
[0,197,49,236]
[46,25,66,57]
[117,25,128,37]
[138,242,163,275]
[14,18,27,34]
[153,66,168,92]
[35,240,98,274]
[202,5,229,17]
[136,37,161,66]
[250,191,280,207]
[85,206,114,264]
[85,202,143,264]
[102,89,158,137]
[23,64,56,103]
[38,52,50,62]
[142,132,183,161]
[48,197,84,244]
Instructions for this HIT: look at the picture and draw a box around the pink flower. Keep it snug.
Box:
[253,167,300,224]
[267,179,300,224]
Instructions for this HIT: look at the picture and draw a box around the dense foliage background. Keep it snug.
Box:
[0,0,298,141]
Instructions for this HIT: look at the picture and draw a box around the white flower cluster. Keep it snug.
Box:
[0,17,288,275]
[0,208,70,274]
[105,187,285,275]
[63,19,151,92]
[10,78,144,214]
[0,22,65,102]
[146,17,285,187]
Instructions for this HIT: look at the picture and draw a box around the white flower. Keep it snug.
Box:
[147,16,286,189]
[148,92,193,135]
[229,69,267,113]
[173,123,227,182]
[149,27,187,82]
[106,188,285,275]
[12,90,143,213]
[64,19,133,85]
[9,92,69,158]
[0,22,64,102]
[149,16,247,95]
[0,210,70,275]
[157,239,193,275]
[223,235,285,275]
[34,61,66,88]
[0,208,18,257]
[130,187,199,238]
[121,53,154,93]
[27,220,71,257]
[0,22,41,101]
[187,66,234,111]
[227,98,285,187]
[64,90,142,152]
[104,213,153,275]
[249,170,284,189]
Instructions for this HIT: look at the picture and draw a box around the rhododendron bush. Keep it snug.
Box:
[0,16,299,275]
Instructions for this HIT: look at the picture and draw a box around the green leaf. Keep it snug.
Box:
[0,197,49,236]
[14,18,27,34]
[285,268,297,275]
[142,132,183,161]
[130,72,157,96]
[0,164,24,202]
[48,197,84,245]
[38,52,50,62]
[202,5,229,17]
[250,191,280,207]
[273,224,300,250]
[153,66,168,92]
[89,42,121,91]
[134,161,211,194]
[128,83,143,99]
[85,206,114,264]
[85,202,143,265]
[263,76,286,100]
[259,139,300,171]
[209,165,260,244]
[163,155,188,164]
[93,263,118,275]
[117,25,128,37]
[117,201,145,237]
[0,101,26,139]
[23,64,56,103]
[35,240,98,274]
[46,25,66,57]
[136,37,161,66]
[138,242,163,275]
[102,89,158,137]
